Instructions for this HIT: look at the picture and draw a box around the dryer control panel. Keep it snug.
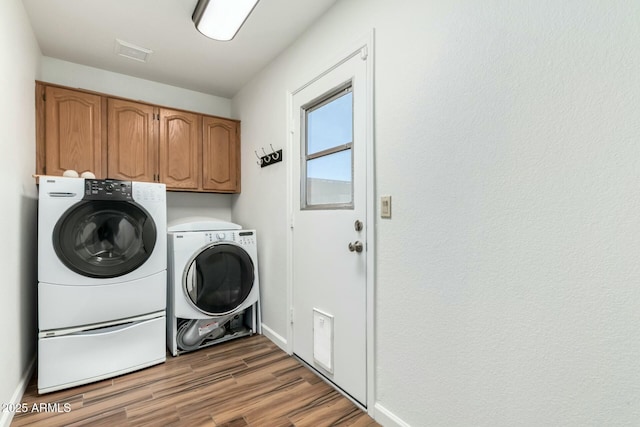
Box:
[201,230,256,245]
[238,231,255,246]
[203,231,236,243]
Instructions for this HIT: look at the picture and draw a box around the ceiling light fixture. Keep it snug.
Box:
[192,0,260,41]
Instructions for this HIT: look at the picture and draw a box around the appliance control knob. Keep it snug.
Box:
[105,184,114,191]
[216,232,225,240]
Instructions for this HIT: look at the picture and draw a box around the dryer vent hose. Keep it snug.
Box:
[177,315,234,351]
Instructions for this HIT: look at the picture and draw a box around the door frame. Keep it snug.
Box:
[285,30,375,413]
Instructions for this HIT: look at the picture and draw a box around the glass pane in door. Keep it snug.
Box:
[303,84,354,209]
[307,91,353,155]
[306,149,352,206]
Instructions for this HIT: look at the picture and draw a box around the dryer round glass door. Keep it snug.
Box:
[53,200,157,278]
[184,244,255,315]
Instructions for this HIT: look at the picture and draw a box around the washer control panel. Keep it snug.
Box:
[132,183,165,202]
[83,179,132,200]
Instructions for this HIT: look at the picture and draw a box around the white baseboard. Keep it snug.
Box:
[0,357,35,427]
[261,323,287,352]
[374,402,411,427]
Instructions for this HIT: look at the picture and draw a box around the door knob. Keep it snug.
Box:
[348,241,363,253]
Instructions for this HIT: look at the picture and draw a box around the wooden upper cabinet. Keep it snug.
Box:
[107,99,157,182]
[36,83,241,193]
[43,86,104,177]
[202,116,240,193]
[159,108,201,190]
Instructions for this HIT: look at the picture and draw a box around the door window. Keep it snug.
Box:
[53,201,156,278]
[184,244,255,315]
[302,83,353,209]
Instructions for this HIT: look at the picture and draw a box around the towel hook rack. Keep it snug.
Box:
[256,145,283,168]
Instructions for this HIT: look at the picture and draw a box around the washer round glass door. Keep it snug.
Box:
[184,243,255,315]
[53,200,157,278]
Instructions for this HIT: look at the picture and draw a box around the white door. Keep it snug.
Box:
[291,49,369,405]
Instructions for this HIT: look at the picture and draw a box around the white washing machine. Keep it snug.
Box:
[167,218,261,355]
[37,176,167,394]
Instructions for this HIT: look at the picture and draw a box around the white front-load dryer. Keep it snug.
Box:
[167,219,261,355]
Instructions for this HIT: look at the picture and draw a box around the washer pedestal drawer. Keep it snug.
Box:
[38,315,166,394]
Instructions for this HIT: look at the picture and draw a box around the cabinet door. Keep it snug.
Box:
[202,117,240,192]
[107,99,157,182]
[159,109,201,190]
[44,86,103,177]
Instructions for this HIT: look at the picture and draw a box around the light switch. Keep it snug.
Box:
[380,195,391,218]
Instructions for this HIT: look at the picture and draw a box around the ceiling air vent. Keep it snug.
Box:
[114,39,153,62]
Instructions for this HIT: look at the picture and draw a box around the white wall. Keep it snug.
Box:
[40,57,235,223]
[40,56,232,117]
[0,1,41,425]
[167,192,232,224]
[232,0,640,425]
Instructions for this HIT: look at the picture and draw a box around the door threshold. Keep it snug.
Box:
[292,354,366,411]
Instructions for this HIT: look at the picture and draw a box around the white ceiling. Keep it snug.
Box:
[22,0,338,98]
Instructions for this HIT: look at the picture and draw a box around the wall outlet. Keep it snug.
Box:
[380,195,391,218]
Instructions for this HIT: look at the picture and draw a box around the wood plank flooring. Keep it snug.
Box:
[11,335,379,427]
